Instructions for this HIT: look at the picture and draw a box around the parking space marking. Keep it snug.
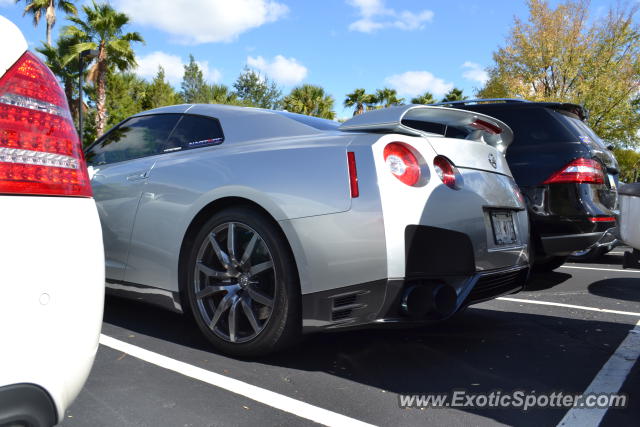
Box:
[557,320,640,427]
[560,265,640,274]
[497,297,640,318]
[98,334,376,427]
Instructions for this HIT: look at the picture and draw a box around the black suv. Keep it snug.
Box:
[436,99,619,271]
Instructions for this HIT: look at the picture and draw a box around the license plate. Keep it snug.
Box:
[608,174,617,189]
[490,211,517,245]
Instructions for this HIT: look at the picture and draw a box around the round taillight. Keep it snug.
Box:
[433,156,458,189]
[383,143,421,186]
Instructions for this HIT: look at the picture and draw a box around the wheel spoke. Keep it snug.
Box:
[241,297,260,333]
[227,223,237,263]
[209,233,231,269]
[195,285,227,299]
[208,290,235,330]
[239,233,258,268]
[228,297,240,342]
[249,260,273,276]
[247,287,273,307]
[197,262,228,279]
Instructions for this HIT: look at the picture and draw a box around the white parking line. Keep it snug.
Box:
[557,320,640,427]
[99,334,375,427]
[560,265,640,274]
[497,297,640,318]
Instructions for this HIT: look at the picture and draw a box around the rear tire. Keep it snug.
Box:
[185,207,301,357]
[533,256,568,273]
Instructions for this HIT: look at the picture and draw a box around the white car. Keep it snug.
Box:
[0,15,104,426]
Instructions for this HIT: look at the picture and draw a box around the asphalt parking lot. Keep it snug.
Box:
[64,249,640,427]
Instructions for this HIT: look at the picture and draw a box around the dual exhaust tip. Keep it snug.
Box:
[401,282,458,319]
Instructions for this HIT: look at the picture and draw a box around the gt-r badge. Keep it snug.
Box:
[488,153,498,169]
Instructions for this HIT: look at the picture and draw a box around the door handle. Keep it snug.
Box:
[126,171,149,181]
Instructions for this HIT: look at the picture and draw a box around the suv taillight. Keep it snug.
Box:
[543,158,604,185]
[0,51,91,197]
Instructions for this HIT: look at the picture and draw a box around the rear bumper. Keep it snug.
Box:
[540,232,604,256]
[0,383,57,427]
[302,265,528,332]
[0,196,105,421]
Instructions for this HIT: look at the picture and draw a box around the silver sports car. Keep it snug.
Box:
[86,104,530,356]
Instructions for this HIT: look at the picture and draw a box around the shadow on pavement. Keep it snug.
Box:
[588,278,640,303]
[569,253,624,266]
[103,294,637,427]
[524,271,572,291]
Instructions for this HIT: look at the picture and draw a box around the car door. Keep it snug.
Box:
[124,114,225,290]
[86,114,181,281]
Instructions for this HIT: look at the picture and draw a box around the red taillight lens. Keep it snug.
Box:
[433,155,458,189]
[0,51,91,197]
[347,151,359,198]
[588,216,616,223]
[543,158,604,185]
[383,142,421,186]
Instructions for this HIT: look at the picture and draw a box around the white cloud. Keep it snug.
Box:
[113,0,288,44]
[385,71,454,97]
[462,61,489,85]
[347,0,433,33]
[246,55,308,86]
[135,51,222,85]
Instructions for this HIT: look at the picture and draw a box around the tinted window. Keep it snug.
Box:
[166,114,224,150]
[86,114,180,165]
[463,107,576,146]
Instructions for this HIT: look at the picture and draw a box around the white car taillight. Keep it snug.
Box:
[433,155,459,189]
[383,142,421,186]
[0,51,91,197]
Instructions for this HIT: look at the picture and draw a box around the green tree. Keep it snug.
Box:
[374,87,404,108]
[181,54,208,103]
[233,67,282,109]
[283,84,336,119]
[441,88,467,102]
[478,0,640,147]
[63,1,143,137]
[411,91,436,104]
[344,88,375,116]
[203,83,246,105]
[104,71,147,129]
[36,35,80,122]
[614,148,640,183]
[143,66,180,110]
[17,0,77,46]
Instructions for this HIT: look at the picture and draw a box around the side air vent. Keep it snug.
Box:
[330,291,368,321]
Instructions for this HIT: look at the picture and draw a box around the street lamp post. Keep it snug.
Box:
[78,49,98,146]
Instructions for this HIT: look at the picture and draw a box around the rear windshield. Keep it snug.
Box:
[555,111,609,150]
[468,107,576,146]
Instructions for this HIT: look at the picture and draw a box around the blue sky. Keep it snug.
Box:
[0,0,624,118]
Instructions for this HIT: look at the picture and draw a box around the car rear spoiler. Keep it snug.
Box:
[339,105,514,150]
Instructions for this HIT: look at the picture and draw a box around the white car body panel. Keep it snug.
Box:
[0,14,105,424]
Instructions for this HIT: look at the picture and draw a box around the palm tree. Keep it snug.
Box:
[63,1,143,137]
[283,84,336,119]
[375,87,404,108]
[441,88,468,102]
[411,91,436,104]
[344,88,375,116]
[37,35,80,121]
[17,0,77,46]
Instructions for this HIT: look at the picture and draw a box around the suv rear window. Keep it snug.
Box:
[464,107,576,146]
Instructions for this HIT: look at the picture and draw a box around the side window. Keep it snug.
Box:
[85,114,180,166]
[166,114,224,150]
